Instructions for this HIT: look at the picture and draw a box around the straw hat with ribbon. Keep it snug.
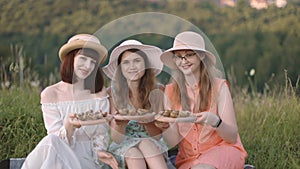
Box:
[103,39,163,79]
[59,34,108,64]
[160,31,216,69]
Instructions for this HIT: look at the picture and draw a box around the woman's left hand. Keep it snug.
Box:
[98,151,118,169]
[194,111,219,127]
[138,113,155,124]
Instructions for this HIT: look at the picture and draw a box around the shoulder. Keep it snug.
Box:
[106,86,112,96]
[40,83,61,104]
[213,78,230,90]
[164,83,177,98]
[165,83,176,91]
[95,87,108,98]
[156,83,165,91]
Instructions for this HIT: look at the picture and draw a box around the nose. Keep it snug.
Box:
[181,57,188,63]
[129,62,136,69]
[83,60,93,69]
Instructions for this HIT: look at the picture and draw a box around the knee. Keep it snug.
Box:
[125,147,144,159]
[138,139,156,149]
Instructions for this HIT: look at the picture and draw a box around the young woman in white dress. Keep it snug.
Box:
[21,34,118,169]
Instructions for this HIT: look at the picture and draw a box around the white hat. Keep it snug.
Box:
[59,34,107,64]
[160,31,216,69]
[103,40,163,79]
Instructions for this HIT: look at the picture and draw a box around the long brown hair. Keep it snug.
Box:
[60,48,104,93]
[171,52,212,112]
[112,49,156,109]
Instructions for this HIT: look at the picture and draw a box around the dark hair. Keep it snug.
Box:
[112,49,156,109]
[60,48,104,93]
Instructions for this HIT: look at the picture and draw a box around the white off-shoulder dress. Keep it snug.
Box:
[22,81,111,169]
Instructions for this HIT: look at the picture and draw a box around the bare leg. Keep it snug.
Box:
[125,147,147,169]
[138,139,168,169]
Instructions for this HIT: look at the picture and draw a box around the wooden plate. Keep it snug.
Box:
[154,114,196,123]
[114,112,156,123]
[70,115,113,126]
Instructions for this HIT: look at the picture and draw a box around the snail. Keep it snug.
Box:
[137,108,149,115]
[75,110,108,121]
[117,108,150,116]
[161,110,190,118]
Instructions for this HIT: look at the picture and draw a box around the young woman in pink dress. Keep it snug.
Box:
[22,34,118,169]
[155,31,247,169]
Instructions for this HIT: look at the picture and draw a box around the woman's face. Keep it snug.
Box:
[73,54,96,80]
[173,50,201,76]
[120,51,146,82]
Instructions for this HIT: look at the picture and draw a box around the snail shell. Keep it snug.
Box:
[179,110,190,117]
[118,108,128,115]
[137,108,149,115]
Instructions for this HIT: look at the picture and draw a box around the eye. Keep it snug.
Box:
[91,60,97,65]
[134,58,142,63]
[78,56,87,61]
[185,53,196,57]
[121,60,129,65]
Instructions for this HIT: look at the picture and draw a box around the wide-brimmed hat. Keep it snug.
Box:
[160,31,216,69]
[59,34,108,64]
[103,39,163,79]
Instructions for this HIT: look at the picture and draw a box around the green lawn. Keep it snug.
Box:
[0,84,299,168]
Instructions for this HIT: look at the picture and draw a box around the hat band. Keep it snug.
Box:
[171,44,205,51]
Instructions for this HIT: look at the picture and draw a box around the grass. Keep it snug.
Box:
[0,87,46,159]
[0,81,299,168]
[234,84,300,168]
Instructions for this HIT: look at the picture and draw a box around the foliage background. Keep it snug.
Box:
[0,0,299,90]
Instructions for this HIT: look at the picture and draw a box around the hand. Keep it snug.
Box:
[113,111,129,125]
[98,151,118,169]
[194,112,219,127]
[138,113,155,124]
[113,118,129,126]
[66,113,81,131]
[154,121,170,130]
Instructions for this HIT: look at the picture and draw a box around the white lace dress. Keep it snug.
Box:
[22,84,110,169]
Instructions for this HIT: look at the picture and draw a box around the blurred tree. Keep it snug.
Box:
[0,0,299,90]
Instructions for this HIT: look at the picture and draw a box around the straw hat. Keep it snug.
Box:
[58,34,108,64]
[160,31,216,69]
[102,40,163,79]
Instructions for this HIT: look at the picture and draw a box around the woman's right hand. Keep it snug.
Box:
[154,121,170,130]
[98,151,118,169]
[114,118,129,126]
[65,113,81,131]
[112,111,129,126]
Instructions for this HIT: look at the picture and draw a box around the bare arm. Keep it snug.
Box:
[143,122,162,140]
[108,90,128,144]
[215,83,238,143]
[195,83,238,143]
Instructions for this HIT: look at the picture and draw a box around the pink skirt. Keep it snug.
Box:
[177,145,245,169]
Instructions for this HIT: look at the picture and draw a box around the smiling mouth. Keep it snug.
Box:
[181,64,191,69]
[128,71,139,74]
[80,69,89,75]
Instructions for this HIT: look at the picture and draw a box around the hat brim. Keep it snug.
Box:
[59,40,108,64]
[160,46,216,69]
[103,44,163,79]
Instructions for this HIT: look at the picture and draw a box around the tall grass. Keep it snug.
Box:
[0,87,46,159]
[234,75,300,168]
[0,77,299,168]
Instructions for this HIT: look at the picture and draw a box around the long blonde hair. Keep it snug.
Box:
[171,52,216,112]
